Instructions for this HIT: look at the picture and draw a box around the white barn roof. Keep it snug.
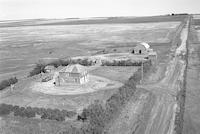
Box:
[60,64,87,73]
[140,42,150,49]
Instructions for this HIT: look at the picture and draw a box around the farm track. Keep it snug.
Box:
[138,16,190,134]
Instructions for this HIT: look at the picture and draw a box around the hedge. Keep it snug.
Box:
[101,59,142,66]
[0,77,18,90]
[0,104,76,121]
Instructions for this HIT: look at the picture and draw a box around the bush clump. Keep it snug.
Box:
[0,104,76,121]
[29,63,46,77]
[47,58,94,68]
[0,77,18,90]
[101,59,142,66]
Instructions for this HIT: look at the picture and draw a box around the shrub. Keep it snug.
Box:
[29,63,46,77]
[0,104,12,115]
[24,107,36,118]
[0,77,18,90]
[101,59,142,66]
[47,58,93,68]
[0,104,76,121]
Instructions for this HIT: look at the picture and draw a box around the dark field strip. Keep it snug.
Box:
[0,15,187,28]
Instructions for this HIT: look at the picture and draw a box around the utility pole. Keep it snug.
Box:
[141,61,144,84]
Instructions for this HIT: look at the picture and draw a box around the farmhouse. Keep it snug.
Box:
[55,64,89,86]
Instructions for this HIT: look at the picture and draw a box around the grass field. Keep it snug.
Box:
[0,73,119,112]
[0,116,75,134]
[0,20,181,80]
[90,66,138,83]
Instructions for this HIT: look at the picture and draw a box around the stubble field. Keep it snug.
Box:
[0,21,180,80]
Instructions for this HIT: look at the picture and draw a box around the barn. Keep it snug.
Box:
[132,42,150,54]
[55,64,88,85]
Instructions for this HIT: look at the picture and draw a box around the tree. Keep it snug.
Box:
[29,62,46,76]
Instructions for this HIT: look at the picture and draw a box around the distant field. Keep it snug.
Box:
[0,21,181,80]
[0,15,186,27]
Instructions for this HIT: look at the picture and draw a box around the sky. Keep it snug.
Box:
[0,0,200,20]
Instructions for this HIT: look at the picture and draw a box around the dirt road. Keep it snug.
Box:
[182,16,200,134]
[139,17,190,134]
[106,17,190,134]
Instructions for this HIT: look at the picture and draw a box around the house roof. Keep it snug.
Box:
[59,64,87,73]
[139,42,150,49]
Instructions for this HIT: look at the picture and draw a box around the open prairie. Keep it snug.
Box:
[0,20,181,80]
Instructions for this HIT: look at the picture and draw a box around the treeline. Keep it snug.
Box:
[60,60,152,134]
[47,58,94,67]
[29,58,94,77]
[0,77,18,90]
[29,63,46,77]
[0,103,76,121]
[29,57,152,77]
[101,59,149,66]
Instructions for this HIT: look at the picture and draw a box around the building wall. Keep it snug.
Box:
[56,72,88,85]
[133,45,148,54]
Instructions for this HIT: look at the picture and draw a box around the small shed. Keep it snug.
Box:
[44,65,55,73]
[132,42,150,55]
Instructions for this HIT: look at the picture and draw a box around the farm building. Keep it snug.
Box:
[55,64,89,85]
[132,42,157,65]
[44,65,55,73]
[132,42,151,54]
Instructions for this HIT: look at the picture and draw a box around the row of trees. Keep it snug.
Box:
[46,59,94,68]
[101,59,144,66]
[0,103,76,121]
[29,58,94,76]
[29,57,151,77]
[61,60,152,134]
[0,77,18,90]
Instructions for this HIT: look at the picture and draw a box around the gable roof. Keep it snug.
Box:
[139,42,150,49]
[59,64,87,73]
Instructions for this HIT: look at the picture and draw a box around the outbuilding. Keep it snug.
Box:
[44,65,55,73]
[132,42,150,54]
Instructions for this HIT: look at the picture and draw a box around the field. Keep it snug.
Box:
[90,66,139,83]
[182,16,200,134]
[0,20,181,80]
[0,15,188,134]
[0,116,75,134]
[0,75,120,112]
